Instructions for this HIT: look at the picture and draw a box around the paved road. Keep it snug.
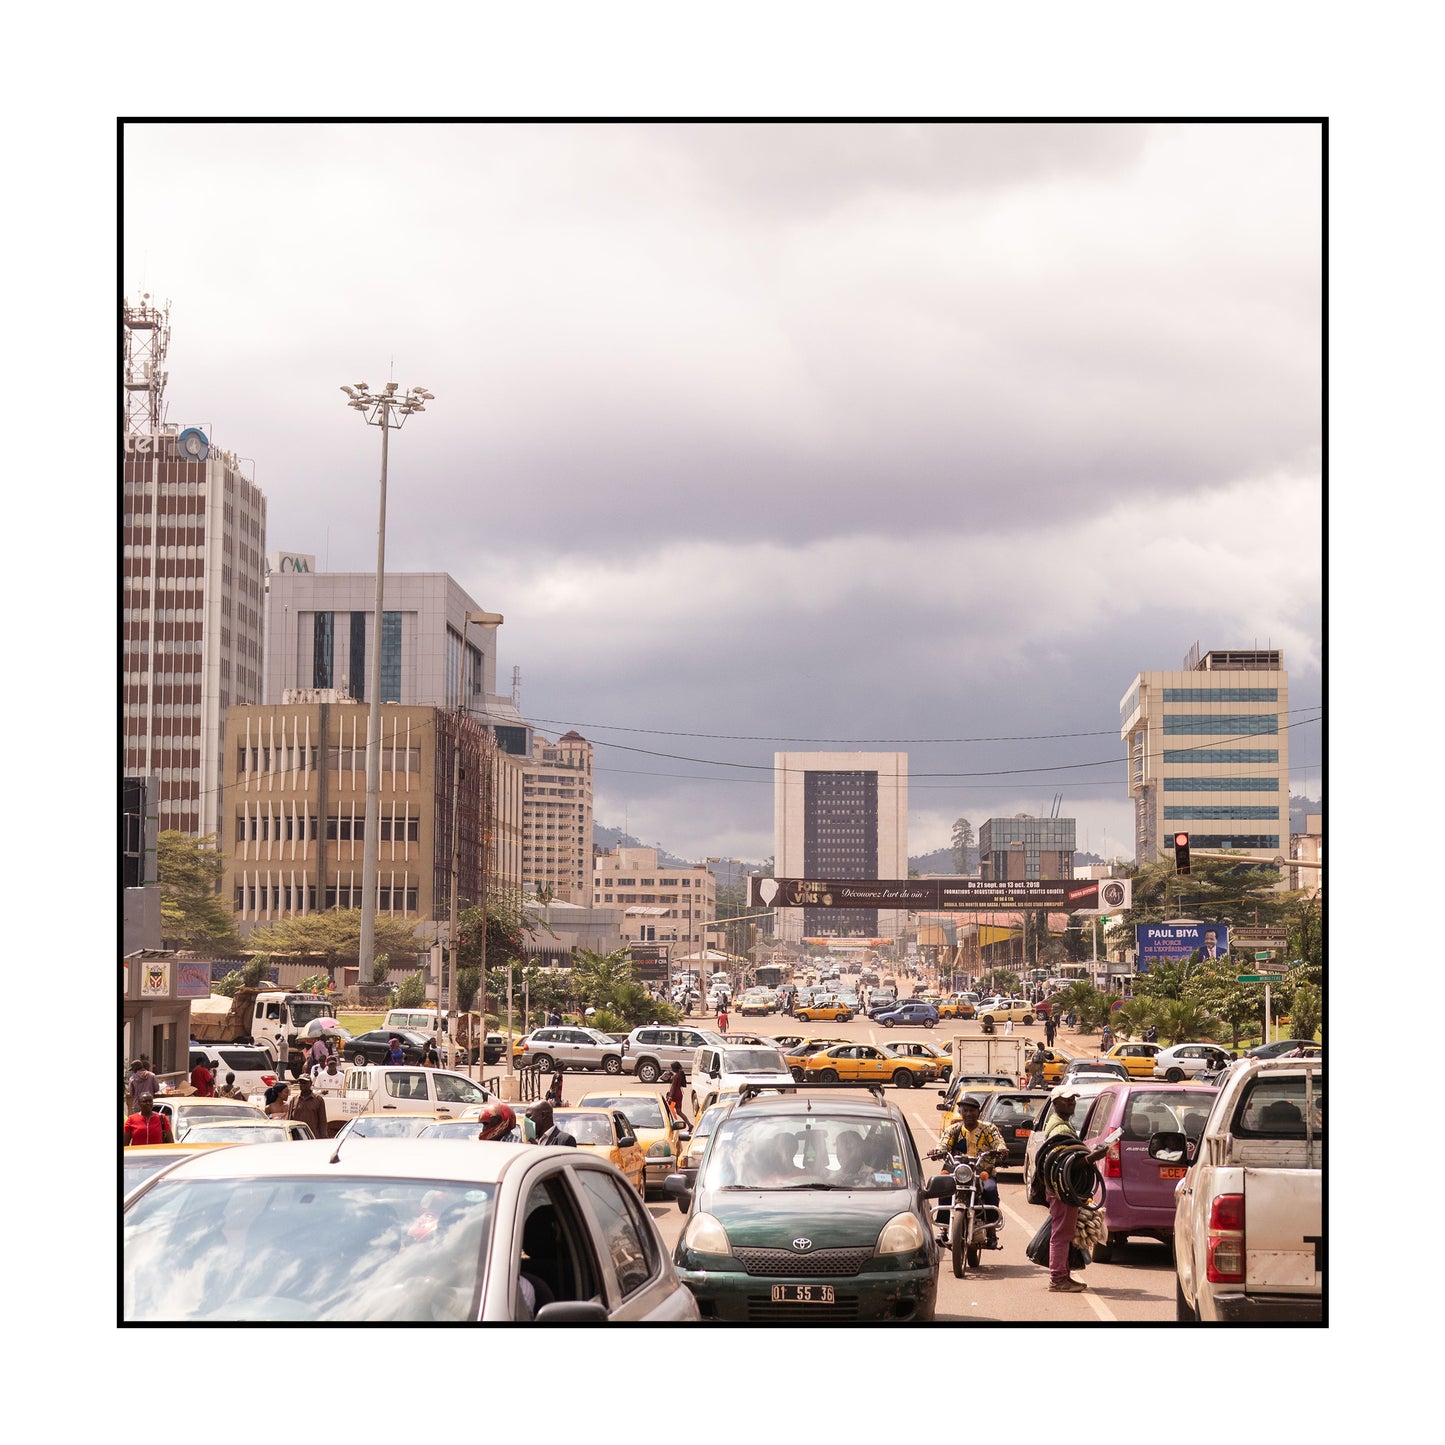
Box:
[626,1006,1175,1322]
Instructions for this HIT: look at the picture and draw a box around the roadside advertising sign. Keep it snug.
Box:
[1135,922,1231,966]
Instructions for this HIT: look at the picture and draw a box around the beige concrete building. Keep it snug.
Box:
[1121,648,1290,865]
[522,731,594,902]
[773,752,909,944]
[222,696,518,938]
[592,846,715,959]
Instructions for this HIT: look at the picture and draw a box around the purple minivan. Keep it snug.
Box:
[1079,1081,1219,1261]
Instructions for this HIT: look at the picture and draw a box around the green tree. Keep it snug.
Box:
[1185,959,1265,1049]
[245,909,421,965]
[1154,996,1223,1047]
[395,970,427,1008]
[1289,981,1322,1043]
[157,831,242,954]
[951,818,975,874]
[979,968,1021,995]
[1118,996,1154,1040]
[214,954,273,996]
[456,966,481,1014]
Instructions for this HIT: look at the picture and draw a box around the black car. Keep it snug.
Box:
[1244,1038,1319,1060]
[343,1028,429,1065]
[864,992,899,1018]
[978,1090,1049,1169]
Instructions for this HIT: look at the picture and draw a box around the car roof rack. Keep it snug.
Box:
[737,1081,886,1105]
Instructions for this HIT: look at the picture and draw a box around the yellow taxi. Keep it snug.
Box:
[794,996,853,1023]
[781,1038,847,1079]
[551,1107,646,1194]
[576,1088,691,1196]
[800,1042,937,1089]
[882,1040,953,1082]
[935,1076,1024,1132]
[1100,1042,1163,1078]
[936,993,977,1019]
[1030,1046,1081,1084]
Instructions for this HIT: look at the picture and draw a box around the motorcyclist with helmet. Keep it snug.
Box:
[477,1100,525,1143]
[929,1095,1006,1248]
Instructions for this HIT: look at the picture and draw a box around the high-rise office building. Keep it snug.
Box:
[773,752,908,943]
[592,846,715,958]
[522,732,594,902]
[979,816,1076,880]
[1121,647,1290,864]
[122,296,266,837]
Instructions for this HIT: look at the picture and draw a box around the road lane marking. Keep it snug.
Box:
[1000,1198,1118,1321]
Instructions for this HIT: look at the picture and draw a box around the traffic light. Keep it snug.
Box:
[1173,832,1191,874]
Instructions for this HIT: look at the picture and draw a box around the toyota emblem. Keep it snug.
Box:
[791,1237,813,1252]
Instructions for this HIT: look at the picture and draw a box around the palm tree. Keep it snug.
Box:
[1156,997,1222,1046]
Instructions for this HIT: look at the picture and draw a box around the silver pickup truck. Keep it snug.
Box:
[1159,1055,1322,1323]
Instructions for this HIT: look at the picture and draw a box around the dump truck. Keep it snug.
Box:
[188,987,337,1078]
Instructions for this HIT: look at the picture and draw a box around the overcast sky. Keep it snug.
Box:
[123,122,1322,864]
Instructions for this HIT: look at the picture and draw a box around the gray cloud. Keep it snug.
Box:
[124,121,1322,861]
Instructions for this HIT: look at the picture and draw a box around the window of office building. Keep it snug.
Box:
[350,611,368,700]
[1161,687,1279,703]
[1162,749,1280,764]
[381,611,401,702]
[1162,806,1280,821]
[1162,715,1278,735]
[1164,777,1279,791]
[313,612,334,688]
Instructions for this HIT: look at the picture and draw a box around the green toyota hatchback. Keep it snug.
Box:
[666,1085,951,1321]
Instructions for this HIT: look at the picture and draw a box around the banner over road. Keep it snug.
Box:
[749,877,1114,912]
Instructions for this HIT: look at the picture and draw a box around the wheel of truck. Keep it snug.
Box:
[637,1059,661,1083]
[532,1053,555,1074]
[603,1055,623,1075]
[891,1069,913,1089]
[1166,1068,1185,1083]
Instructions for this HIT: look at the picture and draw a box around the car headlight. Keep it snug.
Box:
[681,1211,732,1256]
[877,1212,928,1255]
[647,1140,672,1158]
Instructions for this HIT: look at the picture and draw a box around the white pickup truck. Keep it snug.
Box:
[1161,1055,1322,1323]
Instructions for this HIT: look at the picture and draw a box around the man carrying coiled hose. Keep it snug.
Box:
[1038,1088,1109,1293]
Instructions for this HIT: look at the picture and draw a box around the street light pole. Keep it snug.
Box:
[340,380,432,985]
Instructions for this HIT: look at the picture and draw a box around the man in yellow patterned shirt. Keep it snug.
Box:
[930,1096,1006,1249]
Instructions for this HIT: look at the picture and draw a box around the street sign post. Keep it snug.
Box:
[1237,974,1264,983]
[1255,951,1273,961]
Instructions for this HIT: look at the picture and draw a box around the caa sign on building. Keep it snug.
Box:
[265,552,315,575]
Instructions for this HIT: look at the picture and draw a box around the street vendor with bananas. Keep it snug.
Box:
[928,1095,1005,1249]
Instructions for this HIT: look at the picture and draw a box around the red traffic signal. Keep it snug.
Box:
[1173,832,1191,874]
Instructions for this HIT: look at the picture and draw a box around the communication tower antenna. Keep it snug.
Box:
[511,665,521,708]
[123,293,171,435]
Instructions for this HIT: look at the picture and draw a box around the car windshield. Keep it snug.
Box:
[988,1096,1044,1126]
[124,1176,496,1321]
[1111,1090,1217,1141]
[180,1125,290,1143]
[554,1112,616,1146]
[124,1154,187,1193]
[289,1000,336,1029]
[173,1104,264,1125]
[722,1049,788,1074]
[702,1116,908,1191]
[417,1122,484,1140]
[343,1117,436,1138]
[580,1096,667,1129]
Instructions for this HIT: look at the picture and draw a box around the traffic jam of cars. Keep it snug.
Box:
[124,966,1322,1325]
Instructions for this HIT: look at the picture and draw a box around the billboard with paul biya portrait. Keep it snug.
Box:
[1136,922,1230,969]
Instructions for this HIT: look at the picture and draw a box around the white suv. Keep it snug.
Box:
[515,1026,626,1075]
[621,1026,725,1083]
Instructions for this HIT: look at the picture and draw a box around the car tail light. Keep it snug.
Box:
[1205,1191,1245,1283]
[1104,1140,1122,1178]
[262,1074,277,1086]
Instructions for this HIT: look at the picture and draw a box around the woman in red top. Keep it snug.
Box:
[189,1060,215,1096]
[123,1098,174,1146]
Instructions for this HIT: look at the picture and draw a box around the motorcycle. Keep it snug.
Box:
[929,1150,1004,1279]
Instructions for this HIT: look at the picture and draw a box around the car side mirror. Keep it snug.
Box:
[936,1102,948,1111]
[533,1300,609,1323]
[677,1131,692,1143]
[618,1133,637,1149]
[1148,1130,1187,1162]
[663,1173,693,1209]
[925,1173,956,1199]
